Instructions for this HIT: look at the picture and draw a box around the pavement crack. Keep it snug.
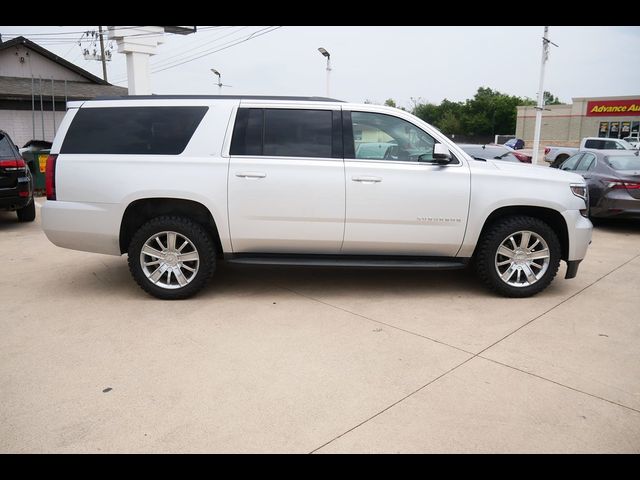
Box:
[304,252,640,453]
[478,356,640,414]
[477,252,640,357]
[309,355,476,454]
[273,283,475,357]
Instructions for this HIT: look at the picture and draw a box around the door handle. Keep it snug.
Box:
[236,172,266,179]
[352,176,382,184]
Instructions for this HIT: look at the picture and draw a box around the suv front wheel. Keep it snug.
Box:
[127,216,216,300]
[475,215,561,297]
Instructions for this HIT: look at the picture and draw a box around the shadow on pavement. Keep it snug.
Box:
[591,217,640,234]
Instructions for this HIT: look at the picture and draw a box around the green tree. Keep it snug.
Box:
[384,98,397,108]
[410,86,561,136]
[543,91,563,105]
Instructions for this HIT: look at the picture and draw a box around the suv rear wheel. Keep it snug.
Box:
[475,215,561,297]
[127,216,216,300]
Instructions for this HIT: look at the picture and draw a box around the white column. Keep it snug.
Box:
[108,26,165,95]
[126,52,152,95]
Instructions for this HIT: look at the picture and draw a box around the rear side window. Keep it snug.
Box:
[61,106,208,155]
[576,153,596,171]
[584,139,603,149]
[230,108,264,156]
[263,109,332,158]
[0,132,19,158]
[230,108,340,159]
[560,153,583,171]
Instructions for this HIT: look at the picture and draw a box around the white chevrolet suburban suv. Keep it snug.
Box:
[42,95,593,300]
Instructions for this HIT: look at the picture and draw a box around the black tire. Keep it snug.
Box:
[16,198,36,222]
[127,216,216,300]
[474,215,561,298]
[550,154,569,169]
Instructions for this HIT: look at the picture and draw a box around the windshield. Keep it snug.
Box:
[619,139,635,149]
[606,155,640,170]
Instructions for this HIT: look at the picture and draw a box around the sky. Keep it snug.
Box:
[1,26,639,109]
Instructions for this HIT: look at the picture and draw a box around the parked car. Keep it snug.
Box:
[41,96,592,299]
[545,137,635,167]
[500,143,533,163]
[458,144,531,163]
[0,129,35,222]
[504,138,525,150]
[557,150,640,219]
[622,135,640,149]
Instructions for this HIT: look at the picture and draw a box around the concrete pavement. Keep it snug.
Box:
[1,205,639,453]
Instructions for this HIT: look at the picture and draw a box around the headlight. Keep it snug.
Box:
[570,184,587,200]
[570,184,589,217]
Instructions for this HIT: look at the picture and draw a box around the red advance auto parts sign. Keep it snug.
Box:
[587,99,640,116]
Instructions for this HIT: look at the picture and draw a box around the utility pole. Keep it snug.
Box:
[532,26,556,165]
[98,25,108,82]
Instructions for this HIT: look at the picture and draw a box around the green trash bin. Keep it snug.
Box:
[21,149,49,194]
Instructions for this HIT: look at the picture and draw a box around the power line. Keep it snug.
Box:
[150,26,249,69]
[109,26,280,85]
[152,26,282,74]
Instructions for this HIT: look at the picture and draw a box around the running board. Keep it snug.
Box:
[225,254,469,270]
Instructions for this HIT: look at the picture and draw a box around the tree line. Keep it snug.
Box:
[381,87,562,137]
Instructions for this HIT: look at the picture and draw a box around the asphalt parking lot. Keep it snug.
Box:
[1,202,639,453]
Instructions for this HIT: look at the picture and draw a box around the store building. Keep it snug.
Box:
[515,95,640,148]
[0,36,127,147]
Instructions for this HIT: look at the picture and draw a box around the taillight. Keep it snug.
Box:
[606,179,640,190]
[0,158,26,170]
[513,152,532,163]
[45,154,58,200]
[544,147,550,155]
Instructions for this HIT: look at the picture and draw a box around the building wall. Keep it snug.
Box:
[0,109,66,147]
[0,46,88,82]
[516,96,640,148]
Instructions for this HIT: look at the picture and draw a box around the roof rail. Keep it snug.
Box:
[91,95,345,102]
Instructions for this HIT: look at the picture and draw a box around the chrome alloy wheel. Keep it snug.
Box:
[494,230,550,288]
[139,231,200,289]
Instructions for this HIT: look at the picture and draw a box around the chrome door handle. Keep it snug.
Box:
[236,172,266,179]
[352,176,382,184]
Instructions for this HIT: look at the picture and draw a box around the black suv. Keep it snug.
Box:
[0,130,35,222]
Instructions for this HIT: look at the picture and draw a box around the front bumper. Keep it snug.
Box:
[561,209,593,262]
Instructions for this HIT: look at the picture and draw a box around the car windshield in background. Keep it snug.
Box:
[606,155,640,171]
[459,145,519,162]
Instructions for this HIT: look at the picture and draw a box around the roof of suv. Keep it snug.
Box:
[93,95,345,102]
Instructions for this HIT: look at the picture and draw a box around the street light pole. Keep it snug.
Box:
[318,47,331,97]
[211,68,222,94]
[532,26,550,165]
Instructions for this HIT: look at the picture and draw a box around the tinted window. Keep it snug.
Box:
[351,111,436,162]
[263,109,332,158]
[584,139,602,149]
[0,132,19,158]
[61,106,208,155]
[576,153,596,171]
[560,153,583,171]
[230,108,264,156]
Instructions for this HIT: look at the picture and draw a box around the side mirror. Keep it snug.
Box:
[431,143,452,164]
